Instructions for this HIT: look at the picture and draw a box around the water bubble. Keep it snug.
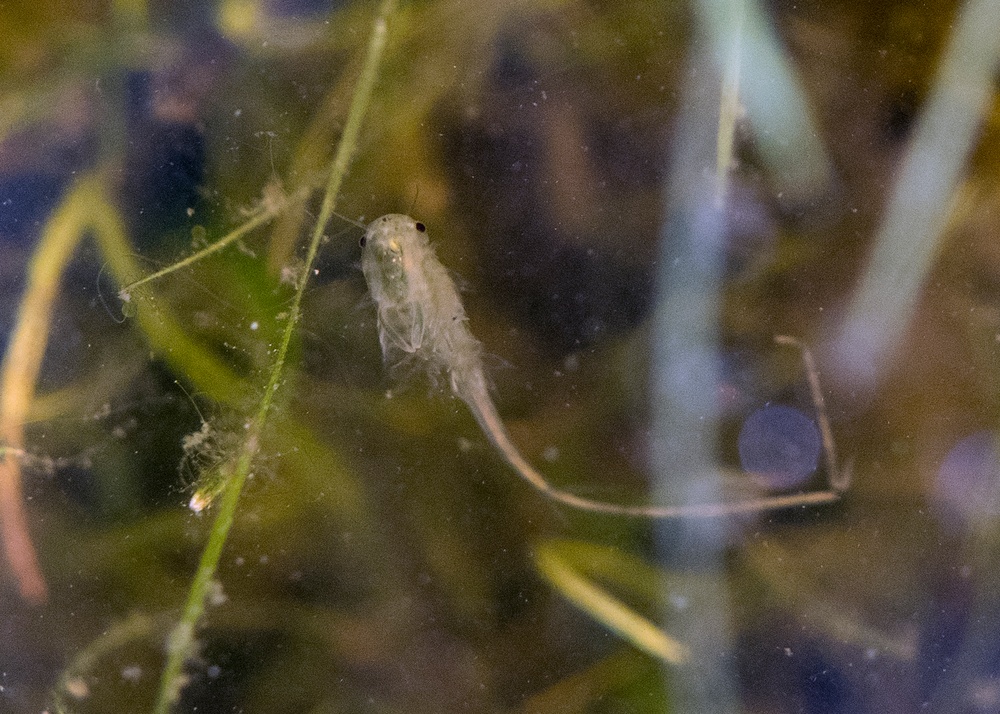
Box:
[738,405,821,490]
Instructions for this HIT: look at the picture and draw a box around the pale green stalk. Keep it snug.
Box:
[534,540,688,664]
[119,200,291,297]
[89,179,368,519]
[835,0,1000,386]
[150,2,396,711]
[694,0,832,205]
[89,185,249,406]
[714,0,744,204]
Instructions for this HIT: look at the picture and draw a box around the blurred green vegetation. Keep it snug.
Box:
[3,0,1000,712]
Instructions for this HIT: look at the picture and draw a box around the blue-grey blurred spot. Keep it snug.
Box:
[738,404,820,489]
[933,431,1000,529]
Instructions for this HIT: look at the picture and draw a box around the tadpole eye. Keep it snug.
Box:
[415,222,426,233]
[359,236,367,247]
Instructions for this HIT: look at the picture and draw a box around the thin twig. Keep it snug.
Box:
[119,186,310,297]
[774,334,850,493]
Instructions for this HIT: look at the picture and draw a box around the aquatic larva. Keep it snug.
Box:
[361,214,847,517]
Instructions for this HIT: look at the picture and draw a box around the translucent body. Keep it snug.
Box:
[361,215,847,517]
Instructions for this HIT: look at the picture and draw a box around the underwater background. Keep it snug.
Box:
[1,0,999,712]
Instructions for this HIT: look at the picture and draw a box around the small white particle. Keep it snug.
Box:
[121,665,143,682]
[65,678,89,699]
[208,579,228,606]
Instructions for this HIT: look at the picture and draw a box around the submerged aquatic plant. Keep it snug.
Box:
[2,0,999,712]
[144,3,397,710]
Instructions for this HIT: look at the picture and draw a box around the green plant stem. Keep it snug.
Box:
[714,0,744,204]
[835,0,1000,384]
[534,539,688,665]
[90,179,369,520]
[89,196,248,405]
[309,6,394,258]
[151,2,396,711]
[119,200,288,296]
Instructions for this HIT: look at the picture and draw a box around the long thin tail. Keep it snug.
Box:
[455,336,848,519]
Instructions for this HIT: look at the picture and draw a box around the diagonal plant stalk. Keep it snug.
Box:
[534,539,688,665]
[0,164,289,606]
[834,0,1000,386]
[149,2,397,711]
[89,177,370,522]
[118,186,309,298]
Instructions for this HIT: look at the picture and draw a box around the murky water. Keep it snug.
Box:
[2,1,996,712]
